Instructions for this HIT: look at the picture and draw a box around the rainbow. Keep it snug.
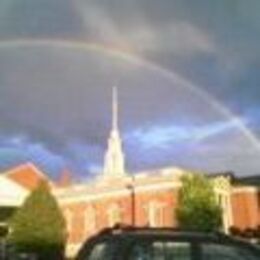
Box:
[0,38,259,150]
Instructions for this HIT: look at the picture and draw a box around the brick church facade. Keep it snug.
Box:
[0,88,259,258]
[55,88,260,257]
[55,170,259,258]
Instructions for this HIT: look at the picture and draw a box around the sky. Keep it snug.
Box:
[0,0,260,180]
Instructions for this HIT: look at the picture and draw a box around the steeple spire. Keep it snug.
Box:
[112,86,118,131]
[103,87,126,178]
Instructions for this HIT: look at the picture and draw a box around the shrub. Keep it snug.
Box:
[9,181,66,260]
[176,173,222,232]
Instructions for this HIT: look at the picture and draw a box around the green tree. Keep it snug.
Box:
[9,181,66,260]
[176,173,222,232]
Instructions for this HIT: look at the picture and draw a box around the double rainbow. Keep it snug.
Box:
[0,38,258,150]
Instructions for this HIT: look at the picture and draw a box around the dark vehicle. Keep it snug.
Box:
[76,226,260,260]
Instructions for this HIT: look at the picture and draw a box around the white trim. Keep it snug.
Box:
[232,187,258,194]
[58,189,130,204]
[134,173,149,179]
[214,188,230,196]
[57,182,180,205]
[134,182,181,193]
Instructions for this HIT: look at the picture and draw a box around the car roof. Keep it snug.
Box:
[98,226,226,238]
[97,227,260,249]
[76,227,260,260]
[89,226,244,245]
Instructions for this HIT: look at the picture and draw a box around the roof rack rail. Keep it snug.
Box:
[97,224,228,237]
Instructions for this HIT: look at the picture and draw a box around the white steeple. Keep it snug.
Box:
[103,87,126,178]
[112,86,118,131]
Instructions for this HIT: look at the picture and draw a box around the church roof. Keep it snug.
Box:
[4,163,50,190]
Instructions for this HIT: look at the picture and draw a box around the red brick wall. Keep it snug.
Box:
[231,188,259,229]
[63,203,86,244]
[62,188,179,245]
[63,185,260,247]
[133,189,179,227]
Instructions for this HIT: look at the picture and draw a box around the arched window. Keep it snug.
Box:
[157,204,166,227]
[107,203,121,227]
[84,205,97,234]
[147,201,157,227]
[147,201,165,227]
[64,208,73,234]
[215,191,233,233]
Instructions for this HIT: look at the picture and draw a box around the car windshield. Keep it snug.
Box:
[129,241,191,260]
[201,243,259,260]
[86,239,118,260]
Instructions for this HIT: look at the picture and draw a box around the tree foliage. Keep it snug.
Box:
[176,173,222,232]
[9,181,66,259]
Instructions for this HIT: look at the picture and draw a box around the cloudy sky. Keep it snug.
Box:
[0,0,260,180]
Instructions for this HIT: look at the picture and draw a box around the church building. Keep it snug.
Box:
[0,88,259,258]
[54,88,260,257]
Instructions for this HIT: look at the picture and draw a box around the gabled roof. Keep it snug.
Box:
[4,163,50,191]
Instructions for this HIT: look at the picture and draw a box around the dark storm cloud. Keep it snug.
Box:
[76,0,260,115]
[0,45,229,140]
[0,0,84,38]
[0,0,260,177]
[230,62,260,107]
[0,43,259,177]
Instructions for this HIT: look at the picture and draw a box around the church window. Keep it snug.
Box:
[85,205,97,234]
[147,201,165,227]
[107,203,121,227]
[64,209,73,234]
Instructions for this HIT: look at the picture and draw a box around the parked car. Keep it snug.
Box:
[76,226,260,260]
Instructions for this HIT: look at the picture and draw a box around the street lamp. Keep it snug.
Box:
[126,175,135,227]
